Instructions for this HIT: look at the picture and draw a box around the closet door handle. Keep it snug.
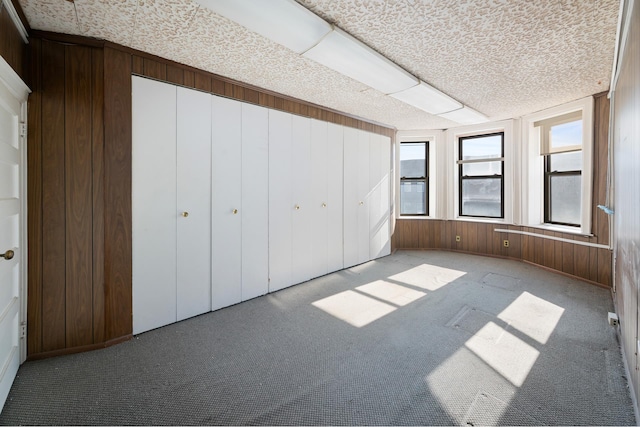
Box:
[233,209,238,214]
[322,203,327,208]
[359,201,364,206]
[295,205,300,210]
[181,212,189,217]
[1,249,14,260]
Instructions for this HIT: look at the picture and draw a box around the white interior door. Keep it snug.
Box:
[0,57,28,410]
[357,130,371,265]
[310,119,328,279]
[343,127,359,268]
[327,123,344,273]
[291,115,313,285]
[132,76,177,334]
[241,103,269,301]
[176,87,212,320]
[268,110,293,292]
[211,96,242,310]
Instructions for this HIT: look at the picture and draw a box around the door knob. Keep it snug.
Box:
[181,212,189,217]
[233,209,238,214]
[322,203,327,208]
[359,201,364,205]
[295,205,300,210]
[1,249,14,260]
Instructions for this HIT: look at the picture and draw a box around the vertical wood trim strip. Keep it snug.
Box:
[64,44,94,347]
[103,47,133,339]
[26,37,43,356]
[91,48,106,344]
[40,40,67,351]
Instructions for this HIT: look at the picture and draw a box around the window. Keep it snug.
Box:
[458,132,504,218]
[399,142,428,215]
[537,112,583,226]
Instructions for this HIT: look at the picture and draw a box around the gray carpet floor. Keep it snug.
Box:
[0,250,635,425]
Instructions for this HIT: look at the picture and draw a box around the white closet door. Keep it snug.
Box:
[327,123,344,273]
[268,110,293,292]
[343,127,359,268]
[241,103,269,301]
[132,76,177,334]
[379,135,391,257]
[310,119,328,279]
[176,87,212,321]
[357,130,371,265]
[291,115,313,284]
[211,96,242,310]
[368,134,382,259]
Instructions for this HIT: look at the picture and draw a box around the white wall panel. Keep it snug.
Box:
[291,115,313,284]
[132,76,177,334]
[380,135,391,257]
[211,96,242,310]
[310,119,329,278]
[343,127,359,268]
[241,103,269,301]
[357,130,371,265]
[176,87,212,320]
[268,110,293,292]
[369,134,382,259]
[327,123,344,273]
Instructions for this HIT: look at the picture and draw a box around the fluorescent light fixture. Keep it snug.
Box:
[195,0,332,54]
[303,27,419,95]
[439,106,489,124]
[390,81,462,115]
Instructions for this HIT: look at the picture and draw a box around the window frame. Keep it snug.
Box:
[457,132,505,219]
[399,141,429,216]
[521,96,593,235]
[543,140,582,228]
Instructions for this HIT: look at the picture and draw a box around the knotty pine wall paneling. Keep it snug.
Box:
[26,32,395,359]
[392,93,611,287]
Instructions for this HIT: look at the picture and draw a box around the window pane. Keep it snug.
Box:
[461,134,502,160]
[550,120,582,149]
[549,151,582,172]
[400,143,426,178]
[550,175,581,225]
[461,178,502,217]
[462,161,502,176]
[400,181,426,215]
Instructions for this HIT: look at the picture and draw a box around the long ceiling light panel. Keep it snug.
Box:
[195,0,489,125]
[302,27,418,95]
[195,0,331,53]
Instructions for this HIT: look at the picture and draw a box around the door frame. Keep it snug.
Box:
[0,55,31,363]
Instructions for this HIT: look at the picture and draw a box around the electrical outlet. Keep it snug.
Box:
[455,235,461,242]
[503,240,509,248]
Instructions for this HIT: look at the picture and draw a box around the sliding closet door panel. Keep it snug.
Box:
[343,127,359,268]
[310,119,328,279]
[211,96,242,310]
[327,123,344,273]
[369,134,382,259]
[357,130,371,265]
[380,136,391,257]
[241,103,269,301]
[291,115,313,284]
[176,87,212,321]
[268,110,293,292]
[132,76,177,334]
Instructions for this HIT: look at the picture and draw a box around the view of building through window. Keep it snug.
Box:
[459,133,504,218]
[399,142,427,215]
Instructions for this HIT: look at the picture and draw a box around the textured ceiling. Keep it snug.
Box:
[18,0,619,130]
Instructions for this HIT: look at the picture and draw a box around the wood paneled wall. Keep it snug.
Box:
[612,0,640,411]
[0,0,27,80]
[393,92,612,287]
[26,32,395,359]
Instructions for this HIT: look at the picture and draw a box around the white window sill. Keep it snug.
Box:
[398,215,437,220]
[524,223,593,237]
[453,216,509,225]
